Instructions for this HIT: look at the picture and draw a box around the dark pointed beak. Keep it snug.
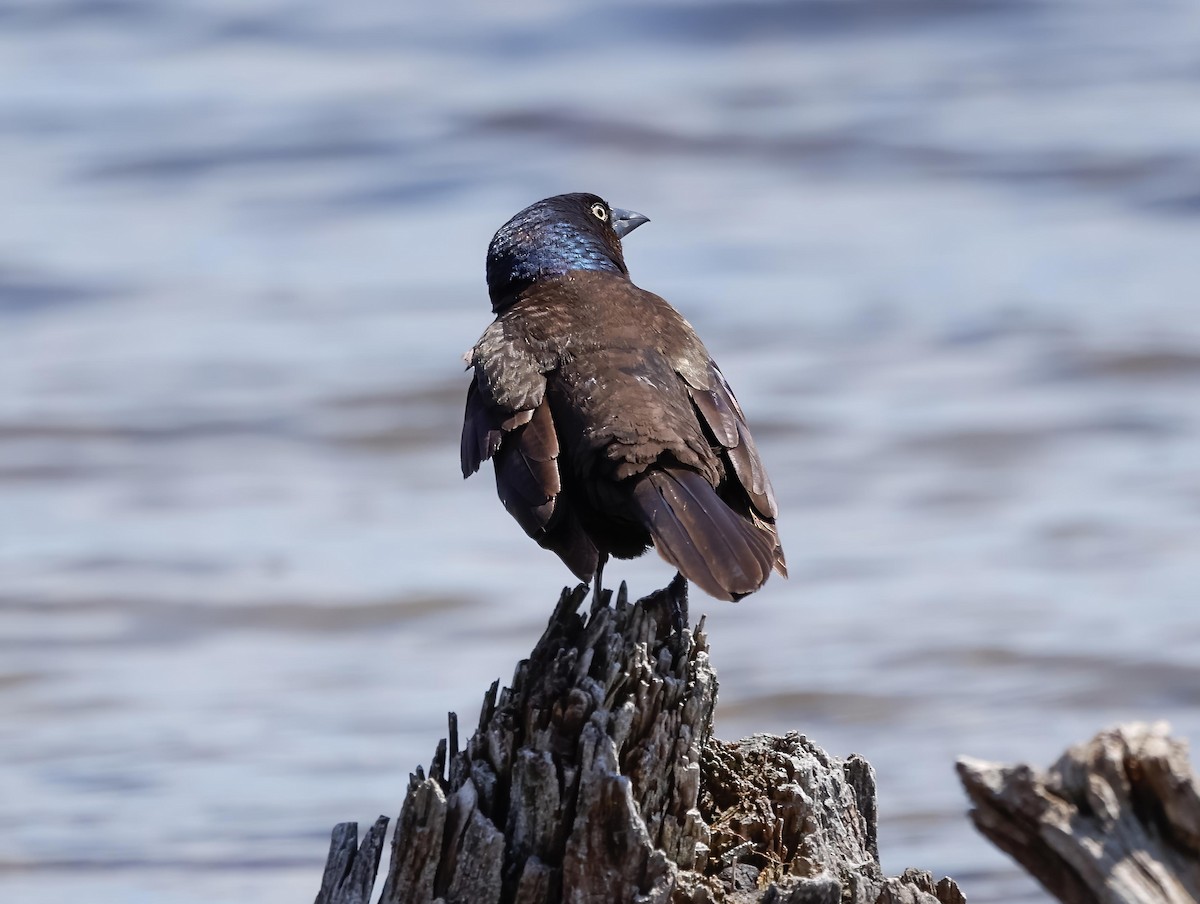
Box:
[611,207,650,238]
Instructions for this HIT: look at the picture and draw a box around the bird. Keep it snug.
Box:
[461,192,785,603]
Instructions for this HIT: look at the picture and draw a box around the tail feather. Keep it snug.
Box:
[632,467,779,601]
[635,477,737,599]
[655,468,774,581]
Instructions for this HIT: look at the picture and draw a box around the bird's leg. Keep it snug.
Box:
[667,571,689,633]
[591,555,608,606]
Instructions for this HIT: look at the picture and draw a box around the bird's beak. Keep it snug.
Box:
[611,207,650,238]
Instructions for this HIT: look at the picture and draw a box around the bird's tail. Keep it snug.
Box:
[631,467,782,601]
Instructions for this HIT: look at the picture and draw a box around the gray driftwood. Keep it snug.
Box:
[316,582,963,904]
[957,721,1200,904]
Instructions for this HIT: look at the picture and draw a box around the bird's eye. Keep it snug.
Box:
[591,203,608,222]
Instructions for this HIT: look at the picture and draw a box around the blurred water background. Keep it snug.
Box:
[4,1,1200,901]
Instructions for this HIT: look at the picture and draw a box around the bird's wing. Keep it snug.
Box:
[461,345,559,536]
[460,376,529,477]
[683,359,778,520]
[461,334,599,581]
[460,320,549,478]
[491,393,560,536]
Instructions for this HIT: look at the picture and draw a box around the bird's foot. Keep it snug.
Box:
[589,558,612,612]
[590,573,610,614]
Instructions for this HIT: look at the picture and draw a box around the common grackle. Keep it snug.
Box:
[461,193,785,602]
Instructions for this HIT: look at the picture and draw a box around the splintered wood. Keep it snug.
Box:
[315,583,962,904]
[958,722,1200,904]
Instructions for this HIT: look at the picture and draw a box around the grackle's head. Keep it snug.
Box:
[486,192,650,310]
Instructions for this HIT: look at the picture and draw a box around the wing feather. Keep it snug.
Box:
[461,378,502,477]
[463,371,600,582]
[494,398,560,533]
[687,360,778,520]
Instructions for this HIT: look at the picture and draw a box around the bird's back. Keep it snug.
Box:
[524,273,720,478]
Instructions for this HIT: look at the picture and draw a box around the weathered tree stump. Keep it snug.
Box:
[315,816,390,904]
[957,722,1200,904]
[316,582,964,904]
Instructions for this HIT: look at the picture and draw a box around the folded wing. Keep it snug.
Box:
[461,373,599,582]
[627,357,786,599]
[686,360,779,522]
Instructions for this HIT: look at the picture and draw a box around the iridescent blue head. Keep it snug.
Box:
[486,192,650,311]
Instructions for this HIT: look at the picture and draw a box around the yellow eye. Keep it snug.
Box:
[591,203,608,221]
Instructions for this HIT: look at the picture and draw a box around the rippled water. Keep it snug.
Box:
[4,2,1200,901]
